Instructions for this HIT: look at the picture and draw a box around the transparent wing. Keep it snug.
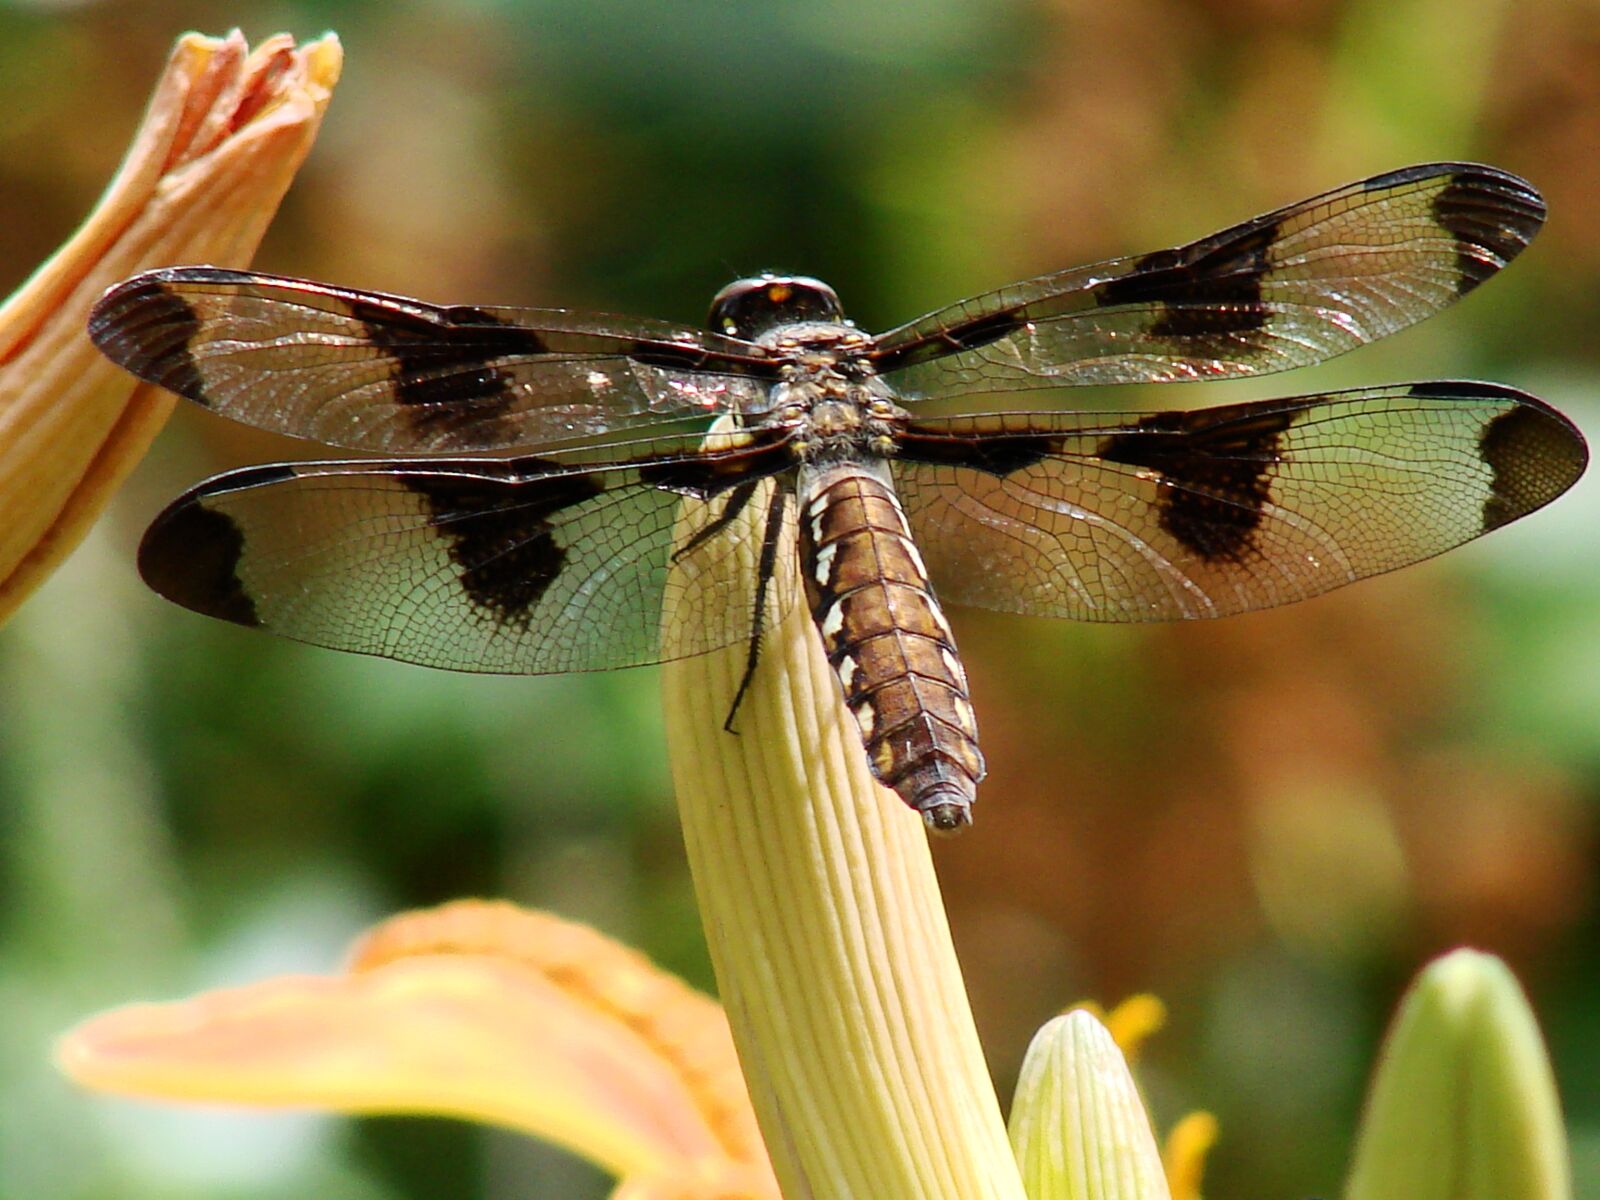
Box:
[137,438,799,672]
[891,383,1586,621]
[91,267,779,453]
[873,164,1543,398]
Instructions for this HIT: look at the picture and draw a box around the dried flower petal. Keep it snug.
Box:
[0,30,340,624]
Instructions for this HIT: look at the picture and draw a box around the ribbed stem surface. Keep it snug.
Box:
[662,476,1023,1200]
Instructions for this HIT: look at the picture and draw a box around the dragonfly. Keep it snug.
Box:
[90,162,1587,832]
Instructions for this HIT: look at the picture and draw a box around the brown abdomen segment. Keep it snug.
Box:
[797,461,985,832]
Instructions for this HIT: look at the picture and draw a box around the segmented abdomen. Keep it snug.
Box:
[797,460,985,831]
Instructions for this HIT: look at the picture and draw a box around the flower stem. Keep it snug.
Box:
[662,475,1024,1200]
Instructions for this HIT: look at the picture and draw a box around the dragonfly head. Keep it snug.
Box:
[709,274,844,340]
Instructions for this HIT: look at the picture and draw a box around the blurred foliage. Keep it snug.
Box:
[1,1,1597,1198]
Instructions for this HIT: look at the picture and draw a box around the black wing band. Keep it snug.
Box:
[872,164,1543,397]
[890,382,1585,621]
[138,431,799,672]
[91,267,780,454]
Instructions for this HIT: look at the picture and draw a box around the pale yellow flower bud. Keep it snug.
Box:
[1008,1011,1171,1200]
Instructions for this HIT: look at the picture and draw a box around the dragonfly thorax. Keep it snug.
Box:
[778,377,904,465]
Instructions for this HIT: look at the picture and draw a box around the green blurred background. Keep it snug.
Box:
[2,0,1597,1197]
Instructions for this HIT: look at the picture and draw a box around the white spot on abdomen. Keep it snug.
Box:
[813,540,839,587]
[820,600,845,642]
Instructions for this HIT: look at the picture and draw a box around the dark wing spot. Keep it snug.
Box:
[505,453,580,476]
[635,429,794,498]
[942,309,1025,351]
[89,279,210,404]
[1478,403,1589,531]
[895,429,1059,477]
[353,299,539,442]
[402,471,603,626]
[1094,219,1279,342]
[137,480,289,627]
[442,304,524,329]
[1098,406,1295,561]
[867,309,1026,374]
[1431,170,1545,296]
[631,338,782,377]
[637,455,747,497]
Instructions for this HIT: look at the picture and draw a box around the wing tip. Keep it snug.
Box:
[1352,162,1545,295]
[1477,395,1589,530]
[1405,379,1590,528]
[139,494,265,628]
[1406,380,1585,448]
[89,271,214,403]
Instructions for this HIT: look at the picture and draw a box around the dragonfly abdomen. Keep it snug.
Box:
[798,461,986,831]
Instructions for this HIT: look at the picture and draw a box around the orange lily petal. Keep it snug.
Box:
[609,1162,784,1200]
[58,902,777,1195]
[0,29,341,624]
[350,900,767,1170]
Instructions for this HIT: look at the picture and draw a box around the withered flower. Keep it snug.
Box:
[0,29,340,625]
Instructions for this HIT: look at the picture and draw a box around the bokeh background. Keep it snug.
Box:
[2,1,1597,1197]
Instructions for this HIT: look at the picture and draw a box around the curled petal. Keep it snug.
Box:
[0,30,340,624]
[351,900,766,1169]
[58,902,777,1194]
